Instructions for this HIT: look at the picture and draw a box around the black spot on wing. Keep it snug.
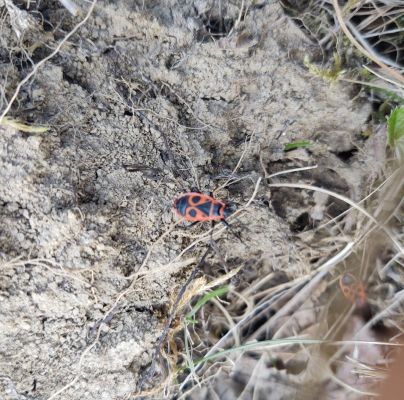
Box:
[196,202,212,216]
[189,209,197,217]
[191,195,201,204]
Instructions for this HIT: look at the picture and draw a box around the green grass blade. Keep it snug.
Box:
[185,286,229,323]
[284,140,313,151]
[387,106,404,161]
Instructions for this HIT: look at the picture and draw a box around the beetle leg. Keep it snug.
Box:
[210,220,215,242]
[221,219,230,228]
[221,219,243,243]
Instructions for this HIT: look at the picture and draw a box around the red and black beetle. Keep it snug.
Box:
[173,192,236,223]
[339,272,367,308]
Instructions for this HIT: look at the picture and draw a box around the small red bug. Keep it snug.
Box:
[339,273,367,308]
[173,192,236,224]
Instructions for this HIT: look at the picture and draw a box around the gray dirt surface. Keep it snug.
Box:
[0,0,375,399]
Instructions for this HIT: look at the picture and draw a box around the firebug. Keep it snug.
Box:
[339,273,367,308]
[173,192,236,224]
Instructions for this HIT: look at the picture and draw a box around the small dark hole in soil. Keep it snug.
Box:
[333,148,358,162]
[204,15,234,36]
[133,306,151,313]
[262,199,270,207]
[124,110,134,117]
[370,318,390,333]
[102,46,114,55]
[290,212,310,232]
[77,191,96,205]
[197,13,235,42]
[43,19,54,32]
[165,54,176,69]
[62,70,76,85]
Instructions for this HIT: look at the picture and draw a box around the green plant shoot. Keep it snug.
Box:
[387,107,404,161]
[185,286,229,324]
[284,140,313,151]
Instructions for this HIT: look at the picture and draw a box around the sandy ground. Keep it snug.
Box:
[0,1,380,399]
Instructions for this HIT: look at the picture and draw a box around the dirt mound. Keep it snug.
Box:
[0,1,375,398]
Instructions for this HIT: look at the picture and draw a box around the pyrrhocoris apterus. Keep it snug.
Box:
[339,273,367,308]
[173,192,235,223]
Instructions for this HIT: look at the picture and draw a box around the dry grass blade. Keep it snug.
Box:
[0,117,49,132]
[331,0,404,87]
[58,0,80,16]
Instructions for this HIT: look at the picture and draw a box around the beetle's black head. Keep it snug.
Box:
[223,202,237,218]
